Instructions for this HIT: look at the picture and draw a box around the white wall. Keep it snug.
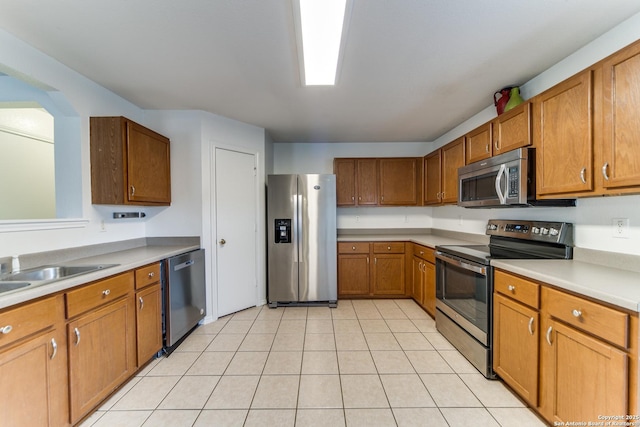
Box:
[273,13,640,256]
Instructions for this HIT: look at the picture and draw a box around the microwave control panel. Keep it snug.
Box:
[508,166,519,197]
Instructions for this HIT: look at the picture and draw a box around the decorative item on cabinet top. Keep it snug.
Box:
[494,85,524,115]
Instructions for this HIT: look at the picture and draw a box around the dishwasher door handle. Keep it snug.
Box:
[174,259,195,271]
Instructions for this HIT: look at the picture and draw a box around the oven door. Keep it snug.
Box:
[435,251,492,345]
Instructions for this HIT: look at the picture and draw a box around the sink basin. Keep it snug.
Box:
[1,264,119,282]
[0,282,31,293]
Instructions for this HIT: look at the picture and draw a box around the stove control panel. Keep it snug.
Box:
[486,219,573,246]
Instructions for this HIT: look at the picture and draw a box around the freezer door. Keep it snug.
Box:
[267,175,299,302]
[298,174,337,302]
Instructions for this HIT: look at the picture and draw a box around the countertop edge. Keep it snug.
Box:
[0,244,200,310]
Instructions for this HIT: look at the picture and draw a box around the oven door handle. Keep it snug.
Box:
[494,163,507,205]
[435,252,487,276]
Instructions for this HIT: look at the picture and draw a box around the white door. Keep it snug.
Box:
[215,148,257,317]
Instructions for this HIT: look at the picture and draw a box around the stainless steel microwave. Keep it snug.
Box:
[458,148,575,208]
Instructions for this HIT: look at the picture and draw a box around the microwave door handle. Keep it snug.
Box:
[495,164,507,205]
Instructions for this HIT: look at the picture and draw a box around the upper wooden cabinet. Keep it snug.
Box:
[334,157,422,207]
[600,40,640,191]
[424,137,465,205]
[379,158,422,205]
[91,116,171,206]
[534,70,594,196]
[466,102,532,164]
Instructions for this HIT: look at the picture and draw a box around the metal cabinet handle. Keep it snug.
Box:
[546,326,553,346]
[485,144,490,153]
[367,257,369,264]
[572,309,582,318]
[351,196,355,201]
[494,140,500,151]
[507,285,515,292]
[219,239,226,245]
[602,163,610,181]
[358,196,362,201]
[528,317,534,335]
[352,246,356,250]
[387,246,391,250]
[374,257,377,265]
[148,272,155,278]
[139,296,144,310]
[580,168,587,184]
[0,325,12,334]
[74,327,81,346]
[102,289,111,296]
[130,185,136,197]
[419,251,424,255]
[50,338,57,360]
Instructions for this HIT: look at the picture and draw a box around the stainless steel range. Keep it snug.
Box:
[434,219,573,378]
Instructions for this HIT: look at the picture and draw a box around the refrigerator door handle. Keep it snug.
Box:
[293,193,299,262]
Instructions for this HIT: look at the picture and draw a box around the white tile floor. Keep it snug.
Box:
[79,299,547,427]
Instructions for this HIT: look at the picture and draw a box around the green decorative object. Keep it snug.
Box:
[504,87,524,112]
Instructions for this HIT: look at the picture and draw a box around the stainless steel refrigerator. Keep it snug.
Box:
[267,174,337,307]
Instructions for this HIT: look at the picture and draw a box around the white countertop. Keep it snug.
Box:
[492,259,640,313]
[338,233,477,248]
[0,244,199,310]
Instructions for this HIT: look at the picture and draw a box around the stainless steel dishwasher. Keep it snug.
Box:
[163,249,206,352]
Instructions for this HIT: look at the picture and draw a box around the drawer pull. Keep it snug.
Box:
[546,326,553,346]
[602,162,610,181]
[139,296,144,310]
[148,272,155,278]
[572,309,582,318]
[580,167,587,184]
[50,338,57,360]
[352,246,356,250]
[0,325,13,334]
[528,317,534,335]
[507,285,516,292]
[387,246,391,250]
[102,289,111,296]
[74,327,81,346]
[419,251,424,255]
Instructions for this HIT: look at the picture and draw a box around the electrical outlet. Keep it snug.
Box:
[355,215,360,223]
[100,220,106,232]
[612,218,630,238]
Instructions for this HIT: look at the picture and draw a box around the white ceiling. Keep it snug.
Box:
[1,0,640,143]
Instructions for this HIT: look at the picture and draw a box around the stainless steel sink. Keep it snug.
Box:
[1,264,119,282]
[0,282,31,293]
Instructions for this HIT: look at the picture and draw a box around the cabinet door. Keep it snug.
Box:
[379,158,420,205]
[494,102,531,155]
[441,137,465,204]
[126,121,171,204]
[466,123,492,164]
[540,318,627,424]
[356,159,378,205]
[411,256,424,304]
[424,151,442,205]
[136,284,163,366]
[601,41,640,189]
[334,158,356,206]
[68,297,136,424]
[338,254,370,296]
[372,254,405,295]
[493,294,538,407]
[0,328,68,427]
[423,261,436,317]
[535,71,594,195]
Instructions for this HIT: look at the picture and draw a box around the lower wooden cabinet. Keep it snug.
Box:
[67,294,136,424]
[338,241,406,297]
[136,282,163,366]
[493,269,637,425]
[0,296,68,427]
[411,244,435,317]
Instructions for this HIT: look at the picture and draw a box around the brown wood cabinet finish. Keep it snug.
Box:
[334,158,357,206]
[0,295,68,427]
[423,137,465,205]
[534,70,594,196]
[493,102,532,156]
[411,244,435,317]
[466,122,492,164]
[379,158,422,205]
[423,150,442,205]
[372,253,405,295]
[67,275,137,424]
[337,254,370,296]
[90,116,171,206]
[136,283,162,366]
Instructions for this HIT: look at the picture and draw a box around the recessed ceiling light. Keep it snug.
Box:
[294,0,351,86]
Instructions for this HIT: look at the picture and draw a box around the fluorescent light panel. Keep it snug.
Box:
[298,0,348,86]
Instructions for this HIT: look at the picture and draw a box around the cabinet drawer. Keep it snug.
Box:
[135,263,161,289]
[338,242,370,254]
[66,272,135,319]
[373,242,405,254]
[543,287,629,348]
[413,244,435,263]
[0,296,60,349]
[495,270,540,309]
